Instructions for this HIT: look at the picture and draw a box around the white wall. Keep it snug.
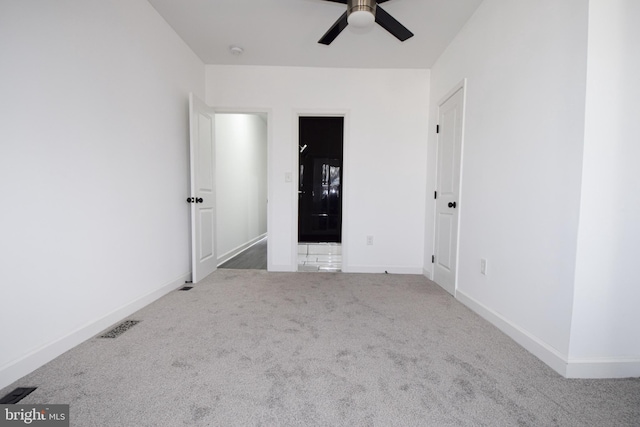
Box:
[0,0,204,388]
[215,114,268,263]
[426,0,589,374]
[568,0,640,377]
[207,66,429,273]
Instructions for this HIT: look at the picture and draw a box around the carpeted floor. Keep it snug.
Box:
[2,270,639,426]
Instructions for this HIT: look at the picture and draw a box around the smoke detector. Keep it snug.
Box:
[229,46,244,56]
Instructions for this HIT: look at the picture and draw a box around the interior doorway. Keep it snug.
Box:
[298,116,344,243]
[215,112,268,270]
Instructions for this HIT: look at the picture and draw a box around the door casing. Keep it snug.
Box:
[189,97,272,277]
[293,110,349,271]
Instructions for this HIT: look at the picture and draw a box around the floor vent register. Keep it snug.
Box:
[99,320,140,338]
[0,387,37,404]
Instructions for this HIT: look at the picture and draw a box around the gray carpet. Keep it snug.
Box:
[3,270,639,426]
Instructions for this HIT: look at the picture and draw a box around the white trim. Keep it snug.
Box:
[268,264,297,273]
[422,267,433,280]
[346,266,424,275]
[0,272,190,390]
[340,113,350,273]
[443,290,640,378]
[212,106,272,115]
[217,233,267,265]
[437,79,468,108]
[455,289,569,377]
[436,279,455,296]
[565,357,640,379]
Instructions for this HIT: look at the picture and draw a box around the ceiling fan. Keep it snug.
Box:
[318,0,414,45]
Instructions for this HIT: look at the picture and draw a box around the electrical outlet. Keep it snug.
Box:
[480,258,487,275]
[366,235,374,246]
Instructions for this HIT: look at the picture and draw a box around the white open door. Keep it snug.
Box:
[189,93,217,283]
[433,87,464,295]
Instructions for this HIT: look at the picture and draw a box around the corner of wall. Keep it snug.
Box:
[455,290,569,377]
[0,272,190,390]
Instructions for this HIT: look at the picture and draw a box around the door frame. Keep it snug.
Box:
[293,110,350,272]
[432,80,467,295]
[211,106,272,270]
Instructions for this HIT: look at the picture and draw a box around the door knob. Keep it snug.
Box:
[196,197,203,203]
[448,202,457,208]
[186,197,193,203]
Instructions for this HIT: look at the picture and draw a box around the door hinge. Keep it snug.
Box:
[432,255,435,263]
[436,124,440,134]
[434,191,437,199]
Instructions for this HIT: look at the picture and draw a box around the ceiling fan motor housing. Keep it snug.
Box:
[347,0,377,17]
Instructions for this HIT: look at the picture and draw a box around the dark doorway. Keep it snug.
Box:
[298,116,344,243]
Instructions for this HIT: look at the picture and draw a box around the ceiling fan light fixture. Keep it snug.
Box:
[348,10,375,28]
[347,0,376,28]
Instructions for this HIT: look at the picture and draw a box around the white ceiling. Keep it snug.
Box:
[146,0,484,69]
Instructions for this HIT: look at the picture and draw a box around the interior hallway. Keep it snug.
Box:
[219,238,267,270]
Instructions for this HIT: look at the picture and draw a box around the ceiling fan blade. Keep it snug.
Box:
[318,11,349,45]
[375,5,414,42]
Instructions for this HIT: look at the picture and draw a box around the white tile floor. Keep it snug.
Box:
[298,243,341,272]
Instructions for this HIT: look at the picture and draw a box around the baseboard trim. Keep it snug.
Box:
[565,357,640,379]
[455,290,569,377]
[422,267,433,280]
[434,279,455,296]
[0,272,190,390]
[345,265,424,275]
[217,234,267,265]
[269,264,297,272]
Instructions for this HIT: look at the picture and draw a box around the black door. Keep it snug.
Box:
[298,117,343,243]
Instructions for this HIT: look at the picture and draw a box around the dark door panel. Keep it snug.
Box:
[298,117,344,243]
